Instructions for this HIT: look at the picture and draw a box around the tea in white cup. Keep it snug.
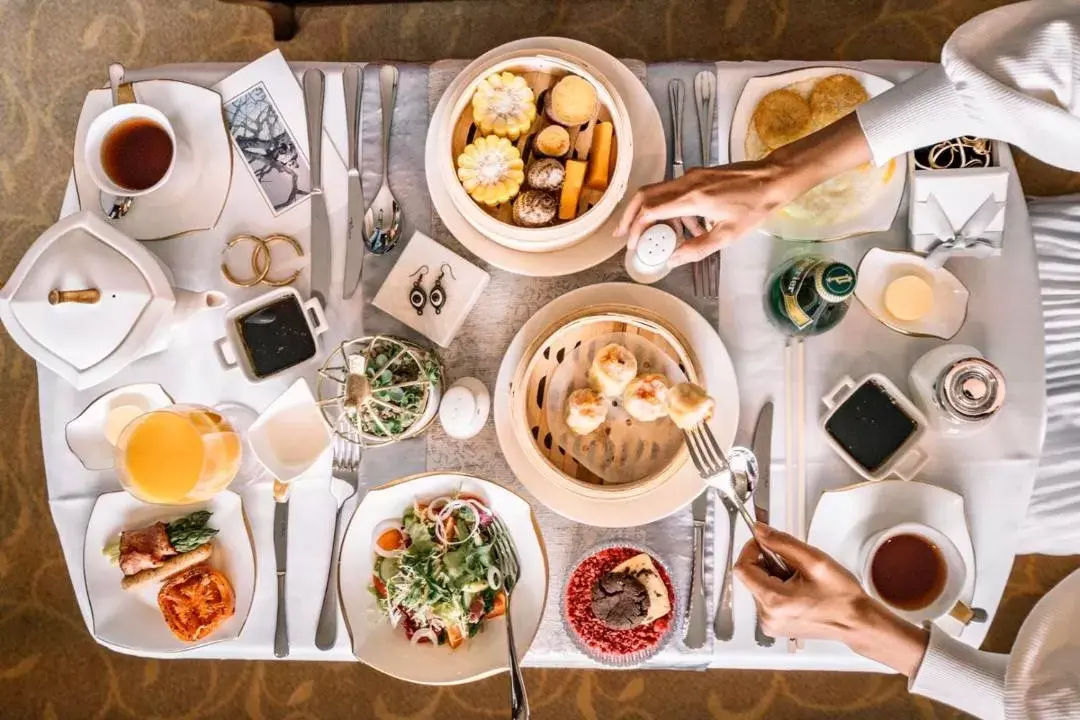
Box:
[84,103,190,197]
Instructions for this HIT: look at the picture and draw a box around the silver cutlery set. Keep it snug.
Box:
[668,72,720,299]
[683,402,788,648]
[274,64,404,658]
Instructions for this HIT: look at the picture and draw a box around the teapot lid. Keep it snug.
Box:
[0,211,175,389]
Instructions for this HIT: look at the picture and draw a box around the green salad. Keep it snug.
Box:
[369,493,506,648]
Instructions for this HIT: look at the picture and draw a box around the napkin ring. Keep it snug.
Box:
[221,233,304,288]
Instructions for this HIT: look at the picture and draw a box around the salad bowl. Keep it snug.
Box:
[338,471,548,685]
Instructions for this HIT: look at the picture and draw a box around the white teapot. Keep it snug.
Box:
[0,210,226,390]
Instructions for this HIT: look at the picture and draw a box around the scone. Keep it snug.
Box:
[566,388,608,435]
[587,344,638,398]
[667,382,716,430]
[622,373,671,422]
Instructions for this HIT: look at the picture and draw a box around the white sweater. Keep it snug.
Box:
[855,0,1080,171]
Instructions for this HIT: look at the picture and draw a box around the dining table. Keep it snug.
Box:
[41,54,1044,672]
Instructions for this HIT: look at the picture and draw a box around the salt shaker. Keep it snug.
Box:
[624,223,677,284]
[438,377,490,440]
[908,344,1005,435]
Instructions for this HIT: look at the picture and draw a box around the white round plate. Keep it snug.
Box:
[338,471,548,685]
[729,66,907,241]
[65,382,173,471]
[82,490,255,653]
[494,283,739,527]
[427,37,665,277]
[73,79,232,241]
[806,479,976,637]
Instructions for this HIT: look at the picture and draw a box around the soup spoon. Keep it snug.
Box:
[362,65,402,255]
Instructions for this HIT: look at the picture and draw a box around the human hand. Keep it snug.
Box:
[613,160,794,267]
[735,523,928,676]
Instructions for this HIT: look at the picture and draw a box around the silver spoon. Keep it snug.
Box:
[725,446,793,580]
[363,65,402,255]
[100,62,134,221]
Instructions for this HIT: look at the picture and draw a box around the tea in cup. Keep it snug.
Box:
[84,103,190,197]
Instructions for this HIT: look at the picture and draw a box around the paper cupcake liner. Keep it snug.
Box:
[560,540,681,668]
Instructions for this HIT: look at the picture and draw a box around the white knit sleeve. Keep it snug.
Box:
[856,0,1080,171]
[909,625,1009,720]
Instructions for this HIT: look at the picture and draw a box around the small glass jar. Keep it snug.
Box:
[908,344,1005,436]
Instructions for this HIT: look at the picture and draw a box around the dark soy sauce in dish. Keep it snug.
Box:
[101,118,174,191]
[870,533,947,610]
[236,295,316,379]
[824,379,917,473]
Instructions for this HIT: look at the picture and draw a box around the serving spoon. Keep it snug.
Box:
[363,65,403,255]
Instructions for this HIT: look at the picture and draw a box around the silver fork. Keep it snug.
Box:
[315,434,364,650]
[693,70,720,299]
[490,515,529,720]
[683,424,793,580]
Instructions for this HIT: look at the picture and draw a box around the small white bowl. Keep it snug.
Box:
[248,378,331,482]
[855,248,969,340]
[859,521,967,626]
[434,47,634,254]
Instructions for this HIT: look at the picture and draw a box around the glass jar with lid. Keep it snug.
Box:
[908,344,1005,436]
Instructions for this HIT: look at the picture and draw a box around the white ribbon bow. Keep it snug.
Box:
[924,193,1005,267]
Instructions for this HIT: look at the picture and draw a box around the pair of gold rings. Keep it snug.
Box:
[221,233,304,288]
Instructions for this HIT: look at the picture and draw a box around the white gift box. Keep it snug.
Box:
[907,140,1009,256]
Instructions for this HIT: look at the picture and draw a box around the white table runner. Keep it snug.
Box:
[43,58,1046,671]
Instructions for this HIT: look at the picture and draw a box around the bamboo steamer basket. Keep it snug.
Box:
[509,305,700,499]
[436,48,633,254]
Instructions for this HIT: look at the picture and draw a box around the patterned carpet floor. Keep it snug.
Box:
[1,0,1079,717]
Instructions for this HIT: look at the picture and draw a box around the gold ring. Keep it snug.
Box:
[261,233,304,287]
[222,234,270,287]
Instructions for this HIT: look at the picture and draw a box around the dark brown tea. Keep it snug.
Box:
[101,118,174,191]
[870,533,947,611]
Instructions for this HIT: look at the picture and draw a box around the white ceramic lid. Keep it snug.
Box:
[0,211,175,389]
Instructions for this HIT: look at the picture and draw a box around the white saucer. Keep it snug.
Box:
[73,79,232,241]
[494,282,739,527]
[729,66,906,241]
[427,38,665,277]
[807,479,976,637]
[65,383,173,471]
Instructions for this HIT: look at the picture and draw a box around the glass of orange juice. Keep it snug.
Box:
[115,404,242,504]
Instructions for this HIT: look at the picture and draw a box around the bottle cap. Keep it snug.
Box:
[938,357,1005,421]
[815,262,856,303]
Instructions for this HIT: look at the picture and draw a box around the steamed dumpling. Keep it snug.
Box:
[587,344,638,398]
[566,388,608,435]
[623,373,670,422]
[667,382,716,430]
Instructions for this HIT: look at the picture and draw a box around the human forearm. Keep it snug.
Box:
[763,113,873,207]
[840,596,930,677]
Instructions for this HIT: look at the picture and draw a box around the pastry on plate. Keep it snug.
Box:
[157,563,236,642]
[548,75,599,127]
[667,382,715,429]
[809,74,869,130]
[752,89,811,149]
[566,388,608,435]
[471,72,537,140]
[456,135,525,206]
[587,343,638,398]
[526,158,565,192]
[512,190,558,227]
[535,125,571,157]
[622,373,670,422]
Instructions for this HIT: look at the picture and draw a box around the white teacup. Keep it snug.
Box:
[859,522,966,625]
[84,103,190,198]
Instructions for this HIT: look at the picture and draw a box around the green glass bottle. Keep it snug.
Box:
[765,254,856,337]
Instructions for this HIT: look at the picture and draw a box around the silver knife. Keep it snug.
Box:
[342,64,366,301]
[683,490,709,649]
[273,492,290,658]
[303,69,331,308]
[752,401,776,647]
[668,79,685,180]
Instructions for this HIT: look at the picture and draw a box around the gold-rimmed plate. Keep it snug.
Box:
[729,66,906,241]
[72,79,232,241]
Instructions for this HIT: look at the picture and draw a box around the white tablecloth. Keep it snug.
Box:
[43,58,1047,670]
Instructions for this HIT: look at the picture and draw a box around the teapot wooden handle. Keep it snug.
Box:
[49,288,101,305]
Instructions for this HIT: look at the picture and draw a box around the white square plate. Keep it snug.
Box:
[83,490,255,653]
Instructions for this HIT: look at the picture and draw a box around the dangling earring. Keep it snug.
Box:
[429,263,456,315]
[408,265,429,315]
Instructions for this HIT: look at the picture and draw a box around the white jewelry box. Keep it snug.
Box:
[372,232,491,348]
[907,139,1008,256]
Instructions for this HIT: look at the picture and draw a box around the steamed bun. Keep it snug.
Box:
[566,388,608,435]
[587,344,638,398]
[667,382,716,430]
[622,373,670,422]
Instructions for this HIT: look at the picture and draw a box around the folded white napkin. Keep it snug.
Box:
[372,232,490,347]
